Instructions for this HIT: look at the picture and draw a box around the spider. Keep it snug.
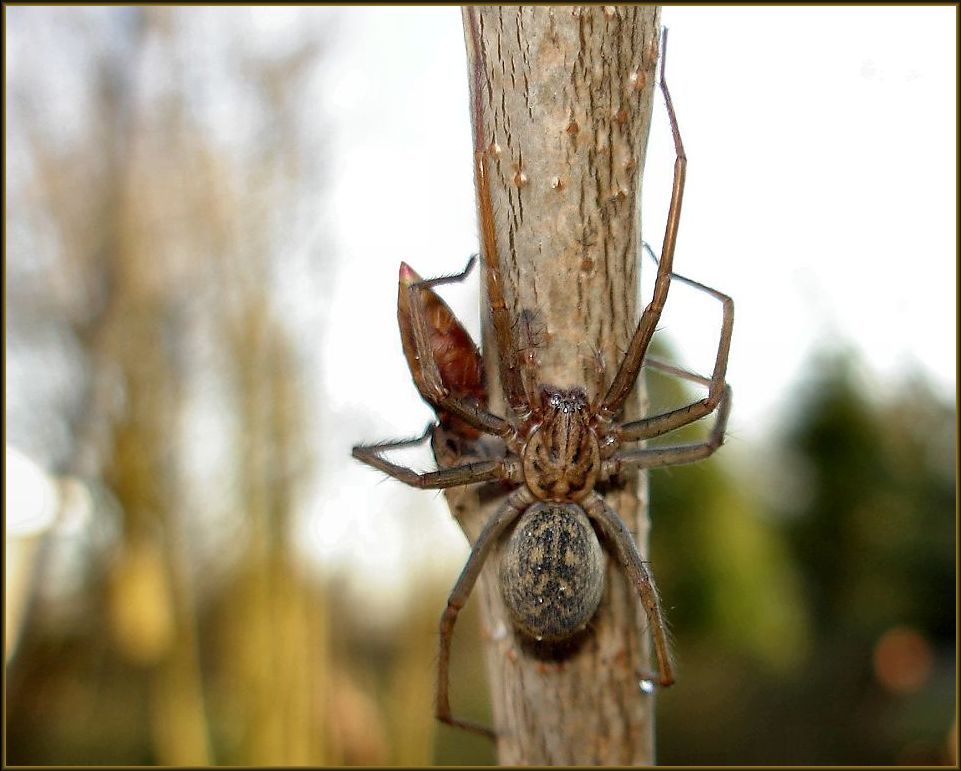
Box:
[352,21,733,739]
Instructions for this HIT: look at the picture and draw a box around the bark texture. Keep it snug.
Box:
[443,6,663,765]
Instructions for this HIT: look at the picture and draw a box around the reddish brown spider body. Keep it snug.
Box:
[397,260,486,441]
[353,15,734,741]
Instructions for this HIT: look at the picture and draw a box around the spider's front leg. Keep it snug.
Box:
[617,244,733,442]
[352,424,519,489]
[598,28,686,423]
[466,7,534,424]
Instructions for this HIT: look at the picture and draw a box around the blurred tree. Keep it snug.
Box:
[653,345,955,765]
[4,7,355,765]
[784,351,954,644]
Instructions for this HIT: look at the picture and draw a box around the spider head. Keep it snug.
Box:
[539,386,589,416]
[523,387,600,501]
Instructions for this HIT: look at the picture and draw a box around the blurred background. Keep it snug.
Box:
[4,6,956,766]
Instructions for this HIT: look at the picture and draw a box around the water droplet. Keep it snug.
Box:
[639,679,656,694]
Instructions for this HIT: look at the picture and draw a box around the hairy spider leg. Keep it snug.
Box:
[414,253,478,290]
[603,384,732,476]
[436,486,537,739]
[582,492,675,687]
[617,243,734,442]
[352,425,511,489]
[644,356,712,390]
[466,7,533,422]
[515,309,547,416]
[586,345,609,414]
[599,27,686,421]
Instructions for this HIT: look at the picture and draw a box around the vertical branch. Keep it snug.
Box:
[450,6,662,765]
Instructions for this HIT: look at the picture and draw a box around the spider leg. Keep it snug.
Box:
[406,270,514,440]
[436,486,536,738]
[617,245,733,441]
[599,27,685,422]
[582,492,675,687]
[604,384,732,475]
[413,253,478,291]
[362,421,434,451]
[466,7,533,421]
[352,424,517,489]
[516,308,546,418]
[644,355,711,389]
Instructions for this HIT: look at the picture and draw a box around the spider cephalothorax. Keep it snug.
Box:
[523,387,600,502]
[352,17,734,740]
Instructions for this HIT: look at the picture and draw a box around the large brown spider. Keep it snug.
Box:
[352,21,733,739]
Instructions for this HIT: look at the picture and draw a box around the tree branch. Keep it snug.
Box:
[443,6,662,765]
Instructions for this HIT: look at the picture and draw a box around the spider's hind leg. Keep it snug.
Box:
[436,486,536,739]
[583,492,676,687]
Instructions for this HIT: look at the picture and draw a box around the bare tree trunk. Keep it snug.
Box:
[447,6,662,765]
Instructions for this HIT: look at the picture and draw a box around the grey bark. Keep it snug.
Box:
[443,6,663,765]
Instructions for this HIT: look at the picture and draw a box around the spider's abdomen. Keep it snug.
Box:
[500,502,605,643]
